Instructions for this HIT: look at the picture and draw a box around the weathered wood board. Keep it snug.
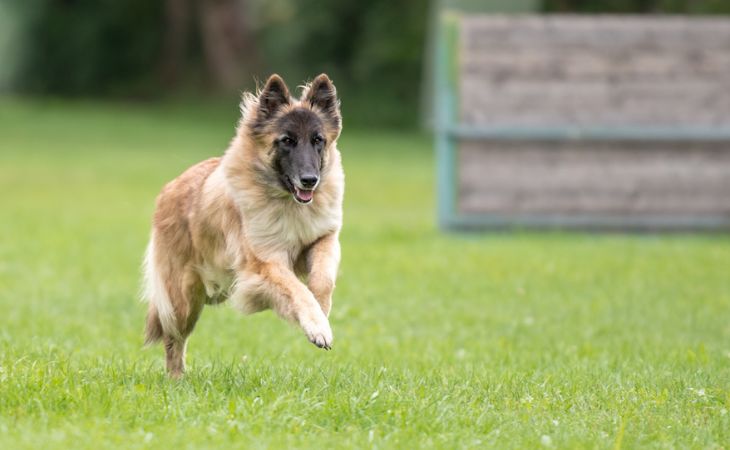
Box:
[459,140,730,216]
[459,16,730,128]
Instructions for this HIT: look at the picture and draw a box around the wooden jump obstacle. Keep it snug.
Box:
[434,15,730,230]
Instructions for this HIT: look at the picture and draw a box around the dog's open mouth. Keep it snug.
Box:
[293,187,314,204]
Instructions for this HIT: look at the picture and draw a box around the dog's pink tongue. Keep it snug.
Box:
[296,188,314,202]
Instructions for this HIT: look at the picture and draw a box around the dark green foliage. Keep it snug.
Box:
[12,0,164,96]
[7,0,429,125]
[543,0,730,13]
[252,0,428,126]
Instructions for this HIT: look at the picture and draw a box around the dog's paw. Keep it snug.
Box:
[300,311,333,350]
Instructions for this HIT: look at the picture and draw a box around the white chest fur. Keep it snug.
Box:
[244,196,341,261]
[195,197,339,302]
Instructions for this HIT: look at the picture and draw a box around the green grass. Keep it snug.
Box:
[1,97,729,449]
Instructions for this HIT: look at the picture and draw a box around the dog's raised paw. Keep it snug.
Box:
[309,333,332,350]
[301,314,333,350]
[306,326,333,350]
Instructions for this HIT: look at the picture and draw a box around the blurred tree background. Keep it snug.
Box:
[1,0,728,127]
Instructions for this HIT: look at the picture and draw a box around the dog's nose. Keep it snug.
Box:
[299,175,319,189]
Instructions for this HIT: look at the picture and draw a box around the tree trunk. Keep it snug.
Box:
[161,0,191,87]
[198,0,259,92]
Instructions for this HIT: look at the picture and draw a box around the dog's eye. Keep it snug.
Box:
[312,135,324,146]
[281,136,295,146]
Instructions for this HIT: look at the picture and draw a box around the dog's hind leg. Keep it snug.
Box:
[161,294,204,378]
[143,235,205,378]
[162,272,205,379]
[164,336,187,379]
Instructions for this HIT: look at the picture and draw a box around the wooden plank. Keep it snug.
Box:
[461,16,730,50]
[458,140,730,218]
[458,16,730,127]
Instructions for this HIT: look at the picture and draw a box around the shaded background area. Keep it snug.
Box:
[1,0,729,127]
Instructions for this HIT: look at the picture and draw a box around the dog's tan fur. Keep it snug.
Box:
[142,74,343,378]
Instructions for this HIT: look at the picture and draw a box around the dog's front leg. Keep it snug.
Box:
[239,254,333,349]
[306,232,340,317]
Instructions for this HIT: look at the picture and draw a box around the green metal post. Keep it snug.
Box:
[434,11,459,229]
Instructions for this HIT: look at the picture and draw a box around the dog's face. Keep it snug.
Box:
[245,74,341,205]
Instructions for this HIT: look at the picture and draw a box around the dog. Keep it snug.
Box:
[141,74,344,378]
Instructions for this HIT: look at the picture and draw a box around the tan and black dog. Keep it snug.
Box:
[141,74,343,378]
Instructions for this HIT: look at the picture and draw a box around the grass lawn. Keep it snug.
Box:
[0,98,729,449]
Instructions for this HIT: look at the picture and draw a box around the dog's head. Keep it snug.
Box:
[240,74,341,205]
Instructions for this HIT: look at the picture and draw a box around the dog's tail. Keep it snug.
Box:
[144,304,164,345]
[141,232,179,345]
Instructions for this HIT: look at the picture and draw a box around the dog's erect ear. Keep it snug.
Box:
[304,74,341,128]
[258,74,291,118]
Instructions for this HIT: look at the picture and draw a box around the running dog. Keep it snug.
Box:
[141,74,343,378]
